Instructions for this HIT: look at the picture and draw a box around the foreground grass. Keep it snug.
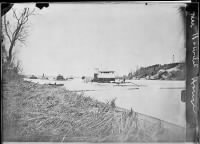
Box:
[2,79,185,142]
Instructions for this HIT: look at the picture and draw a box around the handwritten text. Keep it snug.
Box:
[192,33,199,68]
[191,77,198,113]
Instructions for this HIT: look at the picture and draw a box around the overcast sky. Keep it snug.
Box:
[6,3,186,77]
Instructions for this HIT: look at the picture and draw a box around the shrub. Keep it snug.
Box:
[110,98,117,109]
[56,74,65,80]
[2,62,23,81]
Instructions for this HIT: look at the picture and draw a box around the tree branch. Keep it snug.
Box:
[12,8,20,23]
[7,23,13,39]
[3,16,12,43]
[4,7,36,64]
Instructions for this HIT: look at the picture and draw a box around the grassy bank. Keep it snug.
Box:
[2,78,185,142]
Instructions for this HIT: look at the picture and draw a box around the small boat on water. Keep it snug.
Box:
[48,83,64,86]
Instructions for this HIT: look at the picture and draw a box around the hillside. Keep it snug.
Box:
[129,63,185,80]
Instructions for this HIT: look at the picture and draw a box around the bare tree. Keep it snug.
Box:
[2,8,35,64]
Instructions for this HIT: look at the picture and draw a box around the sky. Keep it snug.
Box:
[5,3,186,77]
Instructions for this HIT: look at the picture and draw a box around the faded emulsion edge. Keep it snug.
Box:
[185,2,199,142]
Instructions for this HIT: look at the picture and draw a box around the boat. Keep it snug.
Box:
[48,83,64,86]
[92,70,116,83]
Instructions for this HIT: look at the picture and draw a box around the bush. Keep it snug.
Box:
[2,62,23,81]
[56,74,65,80]
[110,98,117,109]
[30,75,38,79]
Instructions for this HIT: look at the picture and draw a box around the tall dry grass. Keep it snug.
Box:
[3,80,166,142]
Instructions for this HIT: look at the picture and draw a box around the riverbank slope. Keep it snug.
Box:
[129,62,185,80]
[2,79,185,142]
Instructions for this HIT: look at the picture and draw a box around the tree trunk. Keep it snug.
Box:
[7,41,15,64]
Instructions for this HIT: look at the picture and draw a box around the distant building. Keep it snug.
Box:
[93,70,115,83]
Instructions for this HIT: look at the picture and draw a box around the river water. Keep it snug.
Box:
[24,78,186,127]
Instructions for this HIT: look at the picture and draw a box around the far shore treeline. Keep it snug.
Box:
[127,62,185,80]
[25,62,186,81]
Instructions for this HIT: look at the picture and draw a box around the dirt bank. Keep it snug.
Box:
[2,79,185,142]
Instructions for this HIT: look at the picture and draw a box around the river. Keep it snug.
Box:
[24,78,186,127]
